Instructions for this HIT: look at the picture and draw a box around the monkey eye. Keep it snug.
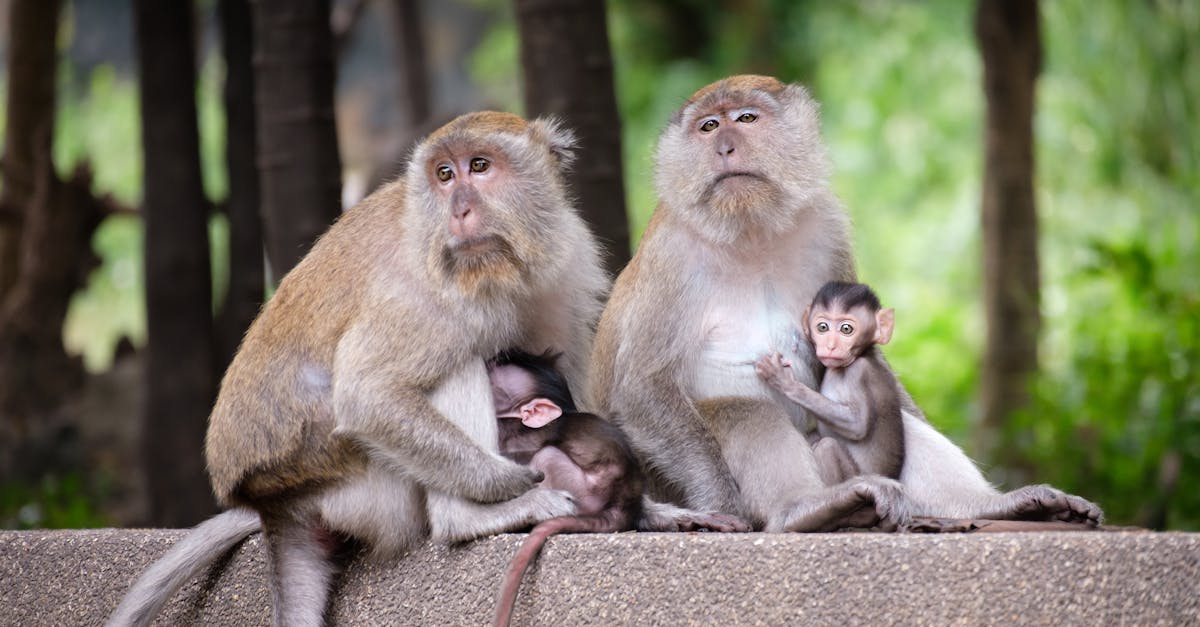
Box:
[435,165,453,182]
[816,322,830,333]
[469,157,490,173]
[699,118,719,132]
[839,323,855,335]
[736,112,758,123]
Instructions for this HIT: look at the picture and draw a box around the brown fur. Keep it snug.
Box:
[112,112,610,627]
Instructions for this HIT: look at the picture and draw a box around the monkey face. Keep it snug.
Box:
[653,76,833,244]
[807,304,876,369]
[404,112,581,299]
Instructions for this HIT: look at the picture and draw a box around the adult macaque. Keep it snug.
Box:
[590,75,1102,532]
[488,349,643,627]
[109,112,609,627]
[756,281,904,484]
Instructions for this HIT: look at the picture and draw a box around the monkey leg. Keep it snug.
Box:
[427,486,578,544]
[899,412,1101,525]
[697,397,826,531]
[812,437,858,485]
[529,446,603,515]
[974,484,1103,526]
[318,466,428,559]
[780,475,910,532]
[638,497,751,532]
[261,511,341,627]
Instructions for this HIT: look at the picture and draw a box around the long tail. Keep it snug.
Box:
[107,508,262,627]
[492,516,610,627]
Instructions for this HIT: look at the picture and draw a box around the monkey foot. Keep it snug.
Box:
[989,485,1104,527]
[904,516,1102,533]
[673,510,751,533]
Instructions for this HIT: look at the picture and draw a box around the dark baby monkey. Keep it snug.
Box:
[757,281,904,484]
[488,349,642,627]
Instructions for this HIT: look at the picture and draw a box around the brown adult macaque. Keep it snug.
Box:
[590,75,1102,533]
[756,281,904,484]
[109,112,609,627]
[488,349,643,627]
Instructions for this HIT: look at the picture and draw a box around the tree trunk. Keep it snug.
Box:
[251,0,343,281]
[390,0,431,132]
[134,0,218,526]
[515,0,630,278]
[975,0,1042,472]
[366,0,437,191]
[0,0,61,301]
[0,0,77,481]
[216,0,264,371]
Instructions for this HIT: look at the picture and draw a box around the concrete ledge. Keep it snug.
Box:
[2,529,1198,625]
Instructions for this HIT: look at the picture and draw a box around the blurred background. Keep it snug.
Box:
[0,0,1195,530]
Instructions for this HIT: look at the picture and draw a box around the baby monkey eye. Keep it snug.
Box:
[700,119,719,132]
[469,157,490,173]
[839,323,855,335]
[816,322,830,333]
[435,165,453,182]
[736,112,758,123]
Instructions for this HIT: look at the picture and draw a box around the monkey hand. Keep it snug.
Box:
[754,352,794,390]
[520,486,579,523]
[469,458,547,504]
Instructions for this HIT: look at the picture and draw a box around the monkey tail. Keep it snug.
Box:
[106,507,261,627]
[492,516,611,627]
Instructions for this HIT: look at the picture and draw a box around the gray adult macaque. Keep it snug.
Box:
[756,281,904,484]
[590,75,1102,532]
[109,111,608,627]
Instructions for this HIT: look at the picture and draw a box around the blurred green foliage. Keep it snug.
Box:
[0,473,111,529]
[1,0,1194,529]
[48,57,231,372]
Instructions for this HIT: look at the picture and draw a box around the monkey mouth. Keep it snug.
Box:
[712,171,761,184]
[441,234,523,290]
[450,234,506,255]
[818,354,852,369]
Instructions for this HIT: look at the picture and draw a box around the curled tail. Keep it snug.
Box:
[107,508,261,627]
[492,516,613,627]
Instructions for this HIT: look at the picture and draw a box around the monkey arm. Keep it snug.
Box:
[615,373,744,515]
[332,322,540,505]
[332,386,540,504]
[774,379,869,441]
[756,353,870,440]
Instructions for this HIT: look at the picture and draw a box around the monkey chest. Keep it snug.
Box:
[695,293,802,399]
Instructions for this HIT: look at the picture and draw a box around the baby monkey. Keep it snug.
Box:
[488,349,643,627]
[756,281,905,485]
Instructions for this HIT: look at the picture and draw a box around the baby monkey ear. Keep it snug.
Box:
[519,398,564,428]
[875,308,895,345]
[800,305,814,341]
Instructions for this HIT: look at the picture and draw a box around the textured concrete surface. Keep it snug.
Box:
[2,528,1198,626]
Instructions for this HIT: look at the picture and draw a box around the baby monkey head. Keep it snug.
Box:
[803,281,895,370]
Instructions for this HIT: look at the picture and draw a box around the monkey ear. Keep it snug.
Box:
[875,308,895,345]
[519,398,563,429]
[528,117,578,170]
[800,305,814,341]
